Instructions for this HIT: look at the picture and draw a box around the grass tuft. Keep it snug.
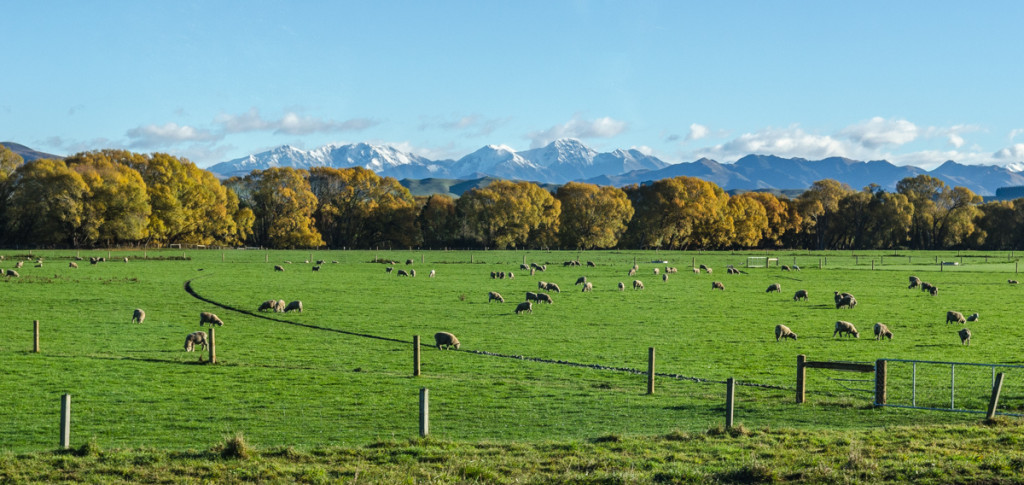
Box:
[218,432,252,459]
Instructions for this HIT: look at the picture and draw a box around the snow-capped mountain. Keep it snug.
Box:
[208,143,445,179]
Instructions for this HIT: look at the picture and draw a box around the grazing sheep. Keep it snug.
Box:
[525,291,538,302]
[575,276,587,286]
[490,271,497,279]
[15,261,23,268]
[6,270,18,277]
[662,273,668,282]
[530,268,535,275]
[199,312,224,326]
[775,324,797,341]
[184,331,208,352]
[692,267,700,274]
[397,269,409,276]
[653,268,660,275]
[429,270,436,278]
[546,282,561,293]
[874,322,893,340]
[587,261,596,267]
[530,262,542,270]
[699,264,709,272]
[582,282,593,292]
[312,265,321,271]
[123,257,129,263]
[946,311,966,325]
[258,300,276,312]
[628,268,637,276]
[967,313,979,322]
[285,300,303,313]
[33,262,42,268]
[69,262,78,268]
[618,282,625,291]
[434,332,460,350]
[520,264,529,270]
[316,260,325,265]
[793,289,809,301]
[90,257,98,265]
[633,280,644,290]
[274,299,286,312]
[274,265,285,272]
[488,291,505,303]
[540,265,547,271]
[284,260,292,264]
[406,259,414,265]
[929,286,938,296]
[537,293,553,304]
[1009,279,1019,284]
[515,301,533,314]
[98,257,106,262]
[705,268,713,274]
[410,269,417,277]
[833,291,854,306]
[908,276,921,289]
[132,308,145,324]
[920,282,934,292]
[712,281,724,290]
[959,328,972,345]
[538,281,548,290]
[792,265,801,271]
[507,271,513,280]
[766,283,782,293]
[836,295,857,309]
[781,265,790,271]
[498,271,505,279]
[833,320,860,338]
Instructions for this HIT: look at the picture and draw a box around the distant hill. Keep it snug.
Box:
[400,177,560,198]
[1,142,63,162]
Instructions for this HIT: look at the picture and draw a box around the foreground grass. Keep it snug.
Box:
[3,421,1024,484]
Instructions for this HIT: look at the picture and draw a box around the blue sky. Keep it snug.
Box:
[5,1,1024,169]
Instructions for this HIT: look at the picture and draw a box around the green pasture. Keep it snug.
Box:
[1,248,1022,452]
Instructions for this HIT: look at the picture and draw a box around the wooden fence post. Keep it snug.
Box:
[419,388,429,437]
[875,359,887,406]
[60,394,71,449]
[33,320,39,353]
[725,377,735,428]
[796,354,806,404]
[987,372,1006,420]
[871,260,875,270]
[208,327,216,364]
[413,335,421,377]
[647,347,656,395]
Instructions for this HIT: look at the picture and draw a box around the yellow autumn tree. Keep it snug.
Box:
[556,182,634,249]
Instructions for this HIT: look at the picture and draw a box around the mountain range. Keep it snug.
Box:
[208,139,1024,196]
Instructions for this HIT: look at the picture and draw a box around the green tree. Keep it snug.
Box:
[233,167,323,248]
[555,182,634,249]
[307,167,419,248]
[797,179,853,249]
[417,194,458,248]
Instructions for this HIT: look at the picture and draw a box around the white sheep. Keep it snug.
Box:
[515,301,533,314]
[6,269,19,277]
[537,293,553,304]
[692,267,699,274]
[833,320,860,338]
[874,322,893,340]
[488,291,505,303]
[538,281,548,290]
[387,267,394,274]
[397,269,409,276]
[662,273,668,282]
[258,300,276,312]
[793,290,808,301]
[429,270,436,278]
[766,283,781,293]
[274,299,286,312]
[946,311,966,325]
[775,324,797,341]
[69,262,78,268]
[546,282,561,293]
[966,313,979,322]
[959,328,972,345]
[582,282,593,292]
[1009,279,1019,284]
[836,295,857,309]
[434,332,460,350]
[712,281,724,290]
[618,282,625,291]
[285,300,303,312]
[575,276,587,286]
[132,308,145,324]
[199,312,224,326]
[628,268,637,276]
[184,331,208,352]
[653,268,659,275]
[525,291,538,302]
[633,280,644,290]
[274,265,285,272]
[410,269,417,277]
[908,276,921,289]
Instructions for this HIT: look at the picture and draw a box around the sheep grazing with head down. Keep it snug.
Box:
[537,293,553,304]
[397,269,409,276]
[833,320,860,338]
[6,270,18,277]
[312,265,320,272]
[274,299,286,313]
[653,268,660,275]
[692,267,700,274]
[199,312,224,326]
[629,268,637,276]
[285,300,303,313]
[69,262,78,268]
[258,300,276,312]
[274,265,284,272]
[582,282,593,292]
[959,328,972,345]
[775,324,797,341]
[410,269,417,277]
[946,311,966,325]
[920,282,935,293]
[929,286,938,296]
[633,280,644,290]
[434,332,460,350]
[712,281,724,290]
[15,261,23,269]
[587,261,596,267]
[515,301,533,314]
[967,312,979,322]
[766,283,781,293]
[575,276,587,286]
[525,291,538,302]
[618,282,625,291]
[836,295,857,309]
[781,265,791,271]
[520,264,529,270]
[132,308,145,324]
[908,276,921,289]
[793,289,808,301]
[406,259,414,265]
[1009,279,1019,284]
[429,269,436,278]
[488,291,505,303]
[538,281,548,290]
[874,322,893,340]
[184,331,208,352]
[546,282,561,293]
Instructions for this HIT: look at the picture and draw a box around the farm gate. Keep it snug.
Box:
[878,359,1024,417]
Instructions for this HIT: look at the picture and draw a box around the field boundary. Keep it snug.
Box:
[183,277,791,391]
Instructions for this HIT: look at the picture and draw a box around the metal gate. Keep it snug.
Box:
[879,359,1024,416]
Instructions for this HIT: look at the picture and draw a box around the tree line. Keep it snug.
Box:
[1,145,1020,250]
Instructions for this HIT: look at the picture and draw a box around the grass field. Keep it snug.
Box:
[1,248,1022,454]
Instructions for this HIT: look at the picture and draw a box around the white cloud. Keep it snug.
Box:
[214,108,378,135]
[694,125,846,162]
[685,123,709,141]
[994,144,1024,160]
[125,122,221,148]
[1011,129,1024,141]
[526,115,627,148]
[948,133,965,148]
[419,114,508,137]
[841,117,919,149]
[631,145,655,156]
